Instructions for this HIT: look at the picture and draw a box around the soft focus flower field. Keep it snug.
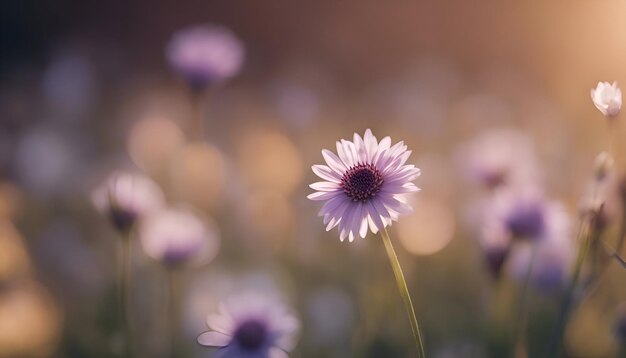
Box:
[3,1,626,357]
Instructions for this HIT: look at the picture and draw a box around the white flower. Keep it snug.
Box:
[198,293,300,358]
[139,208,219,267]
[92,171,164,233]
[591,81,622,118]
[307,129,421,242]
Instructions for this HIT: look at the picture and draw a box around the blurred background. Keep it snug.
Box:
[2,1,626,357]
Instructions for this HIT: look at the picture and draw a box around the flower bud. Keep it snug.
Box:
[591,81,622,118]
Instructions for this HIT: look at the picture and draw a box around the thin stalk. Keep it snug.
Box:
[546,216,594,358]
[512,246,538,358]
[191,90,205,142]
[380,228,426,357]
[615,179,626,255]
[120,234,134,358]
[168,269,181,358]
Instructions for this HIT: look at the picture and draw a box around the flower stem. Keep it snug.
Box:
[546,215,594,358]
[380,228,426,357]
[191,90,205,142]
[512,246,538,358]
[168,269,181,358]
[120,234,135,358]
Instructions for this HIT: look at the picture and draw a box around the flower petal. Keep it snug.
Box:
[197,331,232,347]
[312,165,341,183]
[269,348,290,358]
[206,313,235,334]
[322,149,346,173]
[309,181,340,192]
[307,191,341,201]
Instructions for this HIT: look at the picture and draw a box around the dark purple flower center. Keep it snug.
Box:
[234,319,268,351]
[340,163,384,202]
[505,203,545,239]
[109,207,136,234]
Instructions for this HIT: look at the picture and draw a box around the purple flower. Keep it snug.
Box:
[139,208,219,267]
[198,293,300,358]
[307,129,421,242]
[92,171,164,233]
[166,25,244,90]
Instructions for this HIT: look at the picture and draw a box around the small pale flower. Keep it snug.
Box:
[591,81,622,118]
[198,293,300,358]
[92,171,164,233]
[166,24,244,90]
[307,129,421,242]
[139,208,219,267]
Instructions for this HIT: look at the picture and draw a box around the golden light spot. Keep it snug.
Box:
[0,221,32,281]
[0,281,61,358]
[170,143,225,211]
[397,198,455,256]
[237,128,304,195]
[127,116,185,176]
[245,190,294,245]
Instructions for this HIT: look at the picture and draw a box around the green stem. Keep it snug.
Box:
[380,228,426,357]
[512,246,538,358]
[168,269,181,358]
[546,216,593,358]
[120,235,134,358]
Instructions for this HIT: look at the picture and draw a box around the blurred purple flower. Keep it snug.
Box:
[166,24,244,90]
[457,129,538,189]
[308,129,421,242]
[198,293,300,358]
[139,207,219,267]
[483,188,568,242]
[92,171,164,233]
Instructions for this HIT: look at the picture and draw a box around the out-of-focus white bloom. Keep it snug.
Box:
[139,208,219,267]
[92,171,164,233]
[166,24,244,90]
[457,129,538,189]
[308,129,421,242]
[591,81,621,118]
[198,293,300,358]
